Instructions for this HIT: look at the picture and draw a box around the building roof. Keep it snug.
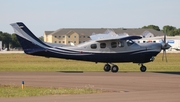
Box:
[44,31,54,35]
[44,28,164,36]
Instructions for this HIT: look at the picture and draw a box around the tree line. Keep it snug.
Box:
[0,31,43,50]
[142,25,180,36]
[0,25,180,48]
[0,31,20,50]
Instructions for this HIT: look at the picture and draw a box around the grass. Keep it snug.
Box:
[0,85,101,97]
[0,53,180,72]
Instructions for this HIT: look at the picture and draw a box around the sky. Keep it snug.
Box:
[1,0,180,37]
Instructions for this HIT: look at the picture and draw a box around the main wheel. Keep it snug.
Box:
[111,65,119,73]
[104,64,111,72]
[140,65,146,72]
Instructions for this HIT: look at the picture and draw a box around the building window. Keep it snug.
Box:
[59,41,61,43]
[84,36,85,38]
[74,36,76,38]
[79,36,81,38]
[55,41,57,43]
[59,36,61,38]
[63,41,65,43]
[88,36,90,38]
[91,44,97,49]
[79,41,81,43]
[63,36,65,38]
[74,41,76,43]
[111,42,117,48]
[54,36,57,38]
[100,43,106,48]
[68,41,70,43]
[68,36,70,38]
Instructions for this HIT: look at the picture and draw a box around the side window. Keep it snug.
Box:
[111,42,117,48]
[100,43,106,48]
[118,41,124,47]
[91,44,97,49]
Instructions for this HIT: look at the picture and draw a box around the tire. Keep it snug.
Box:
[111,65,119,73]
[140,66,146,72]
[104,64,111,72]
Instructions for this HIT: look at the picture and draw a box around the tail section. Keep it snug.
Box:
[10,22,49,54]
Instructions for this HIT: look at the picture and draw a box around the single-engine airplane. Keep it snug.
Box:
[10,22,171,73]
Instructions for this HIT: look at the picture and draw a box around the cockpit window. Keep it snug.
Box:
[91,44,97,49]
[100,43,106,48]
[111,42,117,48]
[126,40,134,46]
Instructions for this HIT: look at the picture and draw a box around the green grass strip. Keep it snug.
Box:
[0,53,180,72]
[0,85,101,97]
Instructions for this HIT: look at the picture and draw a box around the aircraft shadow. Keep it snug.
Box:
[155,72,180,75]
[57,71,84,73]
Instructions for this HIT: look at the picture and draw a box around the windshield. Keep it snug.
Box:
[126,40,134,46]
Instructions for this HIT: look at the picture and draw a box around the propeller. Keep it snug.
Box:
[161,32,171,62]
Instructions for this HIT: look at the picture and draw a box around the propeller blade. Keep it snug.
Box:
[164,28,167,43]
[164,50,168,62]
[162,50,165,61]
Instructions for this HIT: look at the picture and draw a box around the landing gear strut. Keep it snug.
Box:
[103,63,119,73]
[140,64,147,72]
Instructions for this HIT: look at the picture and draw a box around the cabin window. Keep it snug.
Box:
[111,42,117,48]
[100,43,106,48]
[126,40,134,46]
[118,41,124,47]
[91,44,97,49]
[153,41,156,43]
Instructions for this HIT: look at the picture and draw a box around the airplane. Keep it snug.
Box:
[10,22,171,73]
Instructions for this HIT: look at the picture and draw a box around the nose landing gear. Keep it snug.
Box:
[140,64,147,72]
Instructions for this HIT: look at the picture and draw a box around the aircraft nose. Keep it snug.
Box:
[146,43,162,50]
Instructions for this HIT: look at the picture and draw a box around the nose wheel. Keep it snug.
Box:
[140,65,147,72]
[103,63,119,73]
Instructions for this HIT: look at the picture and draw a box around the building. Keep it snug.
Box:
[44,28,165,45]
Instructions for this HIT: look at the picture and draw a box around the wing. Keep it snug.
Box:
[96,36,142,42]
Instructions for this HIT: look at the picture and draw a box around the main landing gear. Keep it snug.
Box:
[104,63,119,73]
